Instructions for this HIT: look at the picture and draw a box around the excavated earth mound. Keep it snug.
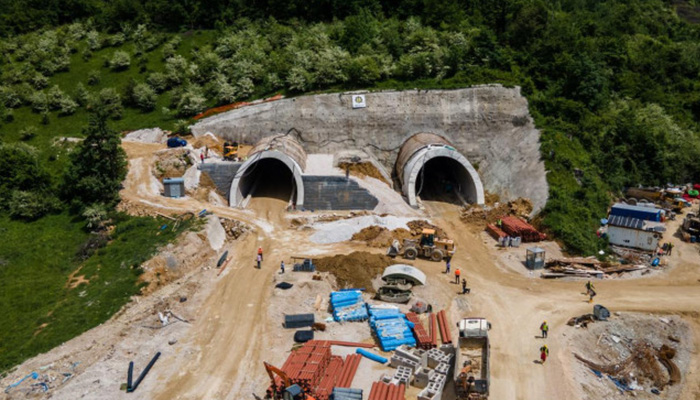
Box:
[314,252,396,293]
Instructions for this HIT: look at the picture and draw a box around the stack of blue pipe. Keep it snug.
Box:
[367,305,416,351]
[330,290,368,322]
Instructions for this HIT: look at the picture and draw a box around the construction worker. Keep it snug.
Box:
[668,242,674,255]
[461,278,470,294]
[280,261,285,274]
[200,153,204,163]
[585,281,596,303]
[540,345,549,364]
[258,246,263,261]
[455,268,461,284]
[540,321,549,338]
[497,218,502,228]
[445,258,451,274]
[256,254,262,269]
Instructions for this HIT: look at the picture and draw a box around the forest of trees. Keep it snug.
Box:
[1,0,700,254]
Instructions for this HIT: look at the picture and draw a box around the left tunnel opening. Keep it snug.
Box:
[415,156,475,205]
[239,158,296,203]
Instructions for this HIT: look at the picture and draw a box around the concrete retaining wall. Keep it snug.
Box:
[302,176,378,211]
[192,86,548,213]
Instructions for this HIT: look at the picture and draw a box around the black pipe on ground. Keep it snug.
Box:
[127,361,134,391]
[128,352,161,393]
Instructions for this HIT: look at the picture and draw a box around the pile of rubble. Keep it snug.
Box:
[461,198,533,228]
[542,257,648,279]
[219,217,251,239]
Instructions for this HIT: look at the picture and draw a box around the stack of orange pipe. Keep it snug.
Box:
[437,310,453,344]
[368,382,406,400]
[336,354,362,388]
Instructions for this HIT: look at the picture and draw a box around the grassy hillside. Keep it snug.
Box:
[0,213,191,372]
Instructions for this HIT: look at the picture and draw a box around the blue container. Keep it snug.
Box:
[610,203,661,222]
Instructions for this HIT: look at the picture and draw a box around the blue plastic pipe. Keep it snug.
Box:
[356,348,388,364]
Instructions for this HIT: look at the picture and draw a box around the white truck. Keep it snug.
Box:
[455,318,491,399]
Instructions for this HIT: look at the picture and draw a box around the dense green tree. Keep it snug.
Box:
[62,110,127,209]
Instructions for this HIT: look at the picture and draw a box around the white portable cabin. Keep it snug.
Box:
[607,215,665,252]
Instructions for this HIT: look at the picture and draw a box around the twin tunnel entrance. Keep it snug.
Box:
[229,133,484,209]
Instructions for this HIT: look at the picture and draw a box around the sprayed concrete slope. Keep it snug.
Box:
[192,85,548,213]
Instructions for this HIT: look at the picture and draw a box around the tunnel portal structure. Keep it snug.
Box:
[194,86,549,213]
[396,133,484,207]
[229,135,306,207]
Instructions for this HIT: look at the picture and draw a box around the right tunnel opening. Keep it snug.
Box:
[415,156,476,205]
[396,133,485,208]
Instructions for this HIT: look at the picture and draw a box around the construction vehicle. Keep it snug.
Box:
[455,318,491,400]
[264,362,316,400]
[625,187,664,204]
[223,141,239,161]
[682,212,700,239]
[386,228,455,261]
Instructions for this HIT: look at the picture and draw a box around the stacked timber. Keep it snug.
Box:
[541,257,646,279]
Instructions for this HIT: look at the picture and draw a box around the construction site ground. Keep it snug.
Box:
[1,140,699,400]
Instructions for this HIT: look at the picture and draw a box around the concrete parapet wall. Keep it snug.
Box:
[192,86,548,212]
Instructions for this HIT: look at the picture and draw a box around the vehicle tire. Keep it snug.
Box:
[404,248,418,260]
[626,198,638,205]
[431,250,444,262]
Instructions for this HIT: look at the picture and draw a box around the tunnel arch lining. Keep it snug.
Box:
[229,150,305,207]
[402,145,485,208]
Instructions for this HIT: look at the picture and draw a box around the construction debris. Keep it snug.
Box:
[542,257,649,279]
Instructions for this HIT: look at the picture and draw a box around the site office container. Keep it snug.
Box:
[610,203,661,222]
[607,225,661,252]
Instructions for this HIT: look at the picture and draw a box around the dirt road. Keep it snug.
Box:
[8,142,695,399]
[423,200,700,400]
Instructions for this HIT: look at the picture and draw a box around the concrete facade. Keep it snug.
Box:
[192,86,548,213]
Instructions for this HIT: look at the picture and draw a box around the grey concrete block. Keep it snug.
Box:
[414,367,434,389]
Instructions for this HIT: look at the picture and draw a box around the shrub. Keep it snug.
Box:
[175,85,206,117]
[87,70,101,86]
[74,83,89,106]
[0,86,21,108]
[31,74,48,89]
[86,30,101,51]
[19,126,36,141]
[146,72,168,93]
[109,51,131,71]
[3,108,14,122]
[58,96,78,116]
[165,55,189,86]
[41,111,49,125]
[91,88,123,120]
[8,190,59,220]
[82,203,108,230]
[173,119,191,135]
[29,92,47,113]
[109,33,126,47]
[132,83,157,111]
[47,85,66,110]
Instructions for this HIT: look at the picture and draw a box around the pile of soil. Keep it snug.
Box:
[461,198,533,228]
[351,220,449,248]
[191,171,219,201]
[314,252,395,293]
[338,162,389,184]
[192,135,223,154]
[154,149,192,179]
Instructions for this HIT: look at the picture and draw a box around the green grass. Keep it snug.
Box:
[0,31,218,176]
[0,212,190,373]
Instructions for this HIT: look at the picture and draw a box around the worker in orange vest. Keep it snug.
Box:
[455,268,461,284]
[257,247,263,261]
